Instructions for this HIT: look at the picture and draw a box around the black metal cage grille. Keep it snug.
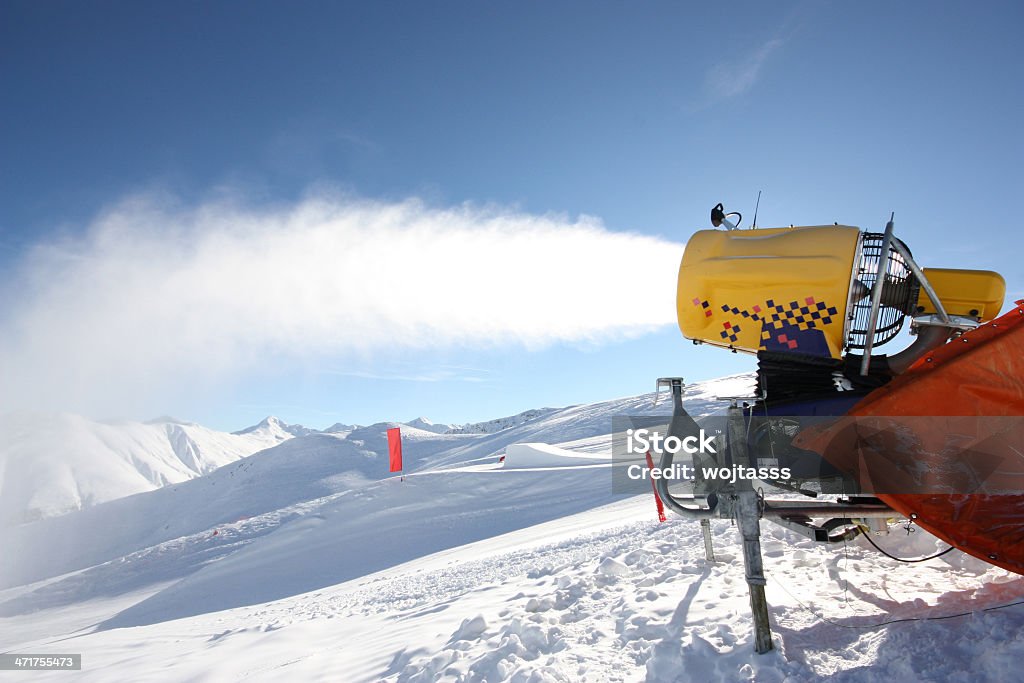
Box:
[846,232,921,351]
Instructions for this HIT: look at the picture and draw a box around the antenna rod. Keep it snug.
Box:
[752,190,762,228]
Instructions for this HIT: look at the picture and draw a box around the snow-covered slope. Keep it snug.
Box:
[448,407,558,434]
[0,375,751,593]
[502,442,611,468]
[0,413,295,525]
[3,373,1020,682]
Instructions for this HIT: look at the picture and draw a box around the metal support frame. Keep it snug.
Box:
[727,400,774,654]
[858,216,962,376]
[653,378,894,525]
[651,377,897,654]
[889,239,951,325]
[860,215,896,376]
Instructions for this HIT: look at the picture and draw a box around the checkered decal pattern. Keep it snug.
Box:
[692,295,839,354]
[720,320,740,343]
[765,297,838,328]
[691,298,714,317]
[760,297,838,350]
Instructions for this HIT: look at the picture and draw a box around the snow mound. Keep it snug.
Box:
[502,442,611,469]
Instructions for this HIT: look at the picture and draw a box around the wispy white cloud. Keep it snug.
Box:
[0,192,682,416]
[704,38,784,102]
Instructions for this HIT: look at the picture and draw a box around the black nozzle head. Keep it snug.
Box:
[711,202,725,227]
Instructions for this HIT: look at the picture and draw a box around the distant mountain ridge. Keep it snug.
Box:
[405,417,456,434]
[0,413,298,526]
[0,404,582,527]
[445,407,557,434]
[232,415,316,438]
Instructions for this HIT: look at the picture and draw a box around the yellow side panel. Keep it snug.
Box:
[677,226,861,358]
[916,268,1006,321]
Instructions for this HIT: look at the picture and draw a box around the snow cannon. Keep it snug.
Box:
[651,202,1021,654]
[676,216,1005,368]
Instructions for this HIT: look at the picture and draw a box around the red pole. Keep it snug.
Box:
[645,451,667,522]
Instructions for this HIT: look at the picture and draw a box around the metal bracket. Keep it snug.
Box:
[653,377,685,407]
[769,515,862,543]
[860,217,961,376]
[889,239,951,325]
[911,313,979,332]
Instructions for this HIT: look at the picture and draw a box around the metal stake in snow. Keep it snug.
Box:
[726,399,774,654]
[387,427,404,481]
[700,519,716,563]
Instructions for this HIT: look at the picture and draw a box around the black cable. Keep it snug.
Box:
[859,529,956,563]
[771,573,1024,630]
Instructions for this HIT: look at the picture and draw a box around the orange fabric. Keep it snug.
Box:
[810,302,1024,573]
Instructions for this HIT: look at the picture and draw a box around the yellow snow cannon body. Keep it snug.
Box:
[677,226,861,359]
[914,268,1005,321]
[676,224,1006,360]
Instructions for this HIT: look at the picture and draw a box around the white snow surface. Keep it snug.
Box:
[2,373,1024,682]
[502,442,611,469]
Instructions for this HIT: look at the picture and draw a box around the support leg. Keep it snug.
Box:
[737,488,773,653]
[728,401,774,654]
[700,518,716,562]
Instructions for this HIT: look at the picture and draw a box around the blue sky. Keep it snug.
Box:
[1,1,1022,431]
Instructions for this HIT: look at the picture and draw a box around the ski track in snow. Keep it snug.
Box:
[3,374,1024,681]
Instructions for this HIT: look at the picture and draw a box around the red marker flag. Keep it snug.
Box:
[645,451,667,523]
[387,427,403,473]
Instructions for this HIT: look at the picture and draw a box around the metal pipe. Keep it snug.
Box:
[860,215,895,376]
[654,479,717,518]
[889,239,952,324]
[654,378,718,519]
[885,324,952,374]
[762,503,893,518]
[655,419,718,519]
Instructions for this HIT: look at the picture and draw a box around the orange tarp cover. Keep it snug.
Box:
[803,302,1024,573]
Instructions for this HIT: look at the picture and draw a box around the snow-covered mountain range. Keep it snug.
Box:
[2,373,1022,682]
[0,406,562,528]
[0,412,295,526]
